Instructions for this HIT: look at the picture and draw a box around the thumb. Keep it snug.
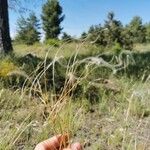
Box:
[71,143,82,150]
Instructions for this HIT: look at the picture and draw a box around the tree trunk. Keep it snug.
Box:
[0,0,13,53]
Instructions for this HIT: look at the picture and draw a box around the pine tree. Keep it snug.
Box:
[41,0,65,40]
[127,16,146,43]
[121,27,133,50]
[88,24,106,46]
[80,32,87,39]
[15,12,40,45]
[145,23,150,43]
[104,12,123,46]
[62,32,72,42]
[87,12,133,50]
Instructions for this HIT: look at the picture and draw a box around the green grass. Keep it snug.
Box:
[13,42,150,58]
[0,42,150,149]
[13,42,101,58]
[0,77,149,149]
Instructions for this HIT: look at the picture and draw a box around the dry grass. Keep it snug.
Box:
[13,42,99,58]
[0,42,150,150]
[134,43,150,52]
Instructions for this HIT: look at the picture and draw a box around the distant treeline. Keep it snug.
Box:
[14,1,150,51]
[81,12,150,50]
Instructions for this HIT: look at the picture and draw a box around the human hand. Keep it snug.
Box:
[34,135,82,150]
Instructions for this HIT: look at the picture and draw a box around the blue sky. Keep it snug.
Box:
[9,0,150,38]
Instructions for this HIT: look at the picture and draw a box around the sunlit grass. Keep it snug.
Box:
[134,43,150,52]
[0,42,150,149]
[13,42,100,58]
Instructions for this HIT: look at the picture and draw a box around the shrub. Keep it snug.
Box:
[0,59,18,77]
[44,39,61,47]
[85,85,100,104]
[0,58,27,88]
[112,42,122,55]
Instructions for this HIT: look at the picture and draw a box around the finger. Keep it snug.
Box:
[34,135,67,150]
[71,143,82,150]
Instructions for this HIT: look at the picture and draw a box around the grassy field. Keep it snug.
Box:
[13,42,150,58]
[0,42,150,150]
[13,42,100,58]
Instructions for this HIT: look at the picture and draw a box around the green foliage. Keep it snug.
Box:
[80,32,87,39]
[86,12,150,50]
[45,38,61,47]
[41,0,65,39]
[15,12,40,45]
[145,23,150,42]
[0,58,18,77]
[85,85,100,104]
[88,24,107,46]
[121,28,133,50]
[104,12,123,46]
[0,56,28,88]
[124,51,150,78]
[127,16,146,43]
[61,32,73,42]
[87,12,133,50]
[112,42,122,55]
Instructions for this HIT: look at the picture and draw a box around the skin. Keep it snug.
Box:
[34,135,82,150]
